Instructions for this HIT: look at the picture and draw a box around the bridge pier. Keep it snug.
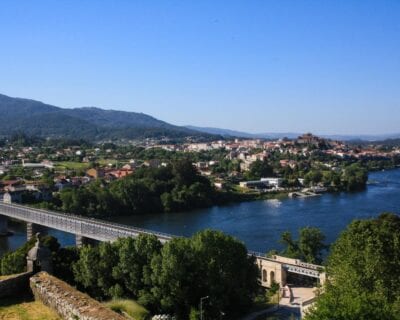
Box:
[27,222,38,241]
[75,235,90,247]
[0,215,8,236]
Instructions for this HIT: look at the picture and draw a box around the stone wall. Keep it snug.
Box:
[30,272,126,320]
[0,272,33,298]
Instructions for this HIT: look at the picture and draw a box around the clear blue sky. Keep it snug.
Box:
[1,1,399,135]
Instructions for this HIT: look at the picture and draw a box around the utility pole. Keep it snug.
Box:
[200,296,209,320]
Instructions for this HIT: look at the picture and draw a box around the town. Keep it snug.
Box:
[0,133,399,210]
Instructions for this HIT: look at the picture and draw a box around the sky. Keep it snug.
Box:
[0,1,399,135]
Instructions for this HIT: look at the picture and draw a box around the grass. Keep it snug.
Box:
[98,159,122,166]
[104,299,150,320]
[54,161,90,171]
[0,296,60,320]
[54,159,125,171]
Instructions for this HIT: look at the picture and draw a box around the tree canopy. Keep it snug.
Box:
[246,160,274,180]
[60,159,217,216]
[72,230,259,319]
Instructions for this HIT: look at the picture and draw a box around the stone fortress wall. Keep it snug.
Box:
[0,272,33,298]
[30,272,126,320]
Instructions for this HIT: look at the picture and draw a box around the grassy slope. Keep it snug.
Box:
[105,299,150,320]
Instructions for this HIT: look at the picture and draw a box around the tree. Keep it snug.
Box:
[53,246,79,284]
[1,237,36,275]
[304,170,323,186]
[305,213,400,320]
[0,235,60,275]
[280,231,299,258]
[247,160,274,180]
[279,227,327,264]
[73,242,120,299]
[298,227,327,264]
[112,235,162,309]
[172,159,199,186]
[151,230,259,319]
[341,163,368,191]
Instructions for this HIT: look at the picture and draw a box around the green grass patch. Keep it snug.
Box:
[98,159,122,166]
[0,296,60,320]
[104,299,150,320]
[54,161,90,171]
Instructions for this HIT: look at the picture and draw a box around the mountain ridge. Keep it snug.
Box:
[0,93,212,140]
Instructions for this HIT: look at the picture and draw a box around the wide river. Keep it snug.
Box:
[1,169,400,256]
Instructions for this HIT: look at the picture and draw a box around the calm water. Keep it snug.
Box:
[1,169,400,256]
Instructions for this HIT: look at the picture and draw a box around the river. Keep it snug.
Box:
[1,169,400,256]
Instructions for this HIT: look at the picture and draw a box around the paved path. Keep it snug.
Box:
[242,286,316,320]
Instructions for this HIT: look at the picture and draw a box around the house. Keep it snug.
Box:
[260,177,284,188]
[3,191,23,203]
[107,169,133,179]
[143,159,161,168]
[239,180,267,189]
[194,162,208,170]
[2,180,25,192]
[22,160,54,169]
[86,168,105,179]
[122,164,136,171]
[54,178,72,191]
[3,187,52,203]
[0,165,9,175]
[214,181,226,190]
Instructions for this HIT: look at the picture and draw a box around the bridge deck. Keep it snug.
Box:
[0,202,173,243]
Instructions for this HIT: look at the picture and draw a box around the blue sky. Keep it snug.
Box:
[0,1,399,134]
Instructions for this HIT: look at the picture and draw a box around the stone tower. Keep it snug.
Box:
[27,233,53,274]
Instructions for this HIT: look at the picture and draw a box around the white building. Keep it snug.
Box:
[260,177,284,188]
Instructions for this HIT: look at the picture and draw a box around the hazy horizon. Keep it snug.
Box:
[1,1,399,135]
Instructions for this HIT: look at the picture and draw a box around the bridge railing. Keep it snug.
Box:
[248,250,324,274]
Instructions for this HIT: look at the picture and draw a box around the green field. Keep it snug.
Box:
[54,159,125,171]
[54,161,90,171]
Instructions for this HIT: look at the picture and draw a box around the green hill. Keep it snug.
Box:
[0,93,213,141]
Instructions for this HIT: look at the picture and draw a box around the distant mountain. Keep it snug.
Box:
[185,126,300,139]
[186,125,400,142]
[323,134,400,142]
[0,94,213,140]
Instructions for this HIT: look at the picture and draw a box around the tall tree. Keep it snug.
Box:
[306,213,400,320]
[298,227,327,264]
[247,160,274,180]
[112,234,162,308]
[279,227,327,264]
